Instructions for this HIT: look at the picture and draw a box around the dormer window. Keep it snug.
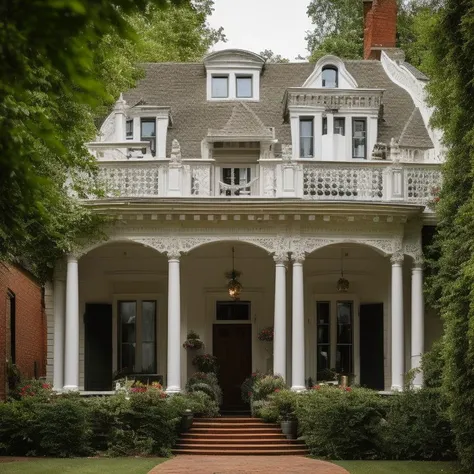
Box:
[300,118,314,158]
[352,118,367,159]
[212,75,229,98]
[334,118,345,136]
[236,76,253,98]
[141,118,156,156]
[322,66,338,88]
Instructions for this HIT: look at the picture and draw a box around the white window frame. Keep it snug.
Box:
[313,294,360,383]
[236,75,253,98]
[112,294,163,376]
[215,164,258,197]
[206,69,260,101]
[211,75,229,98]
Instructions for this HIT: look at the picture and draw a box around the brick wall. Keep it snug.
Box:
[363,0,397,60]
[0,263,46,399]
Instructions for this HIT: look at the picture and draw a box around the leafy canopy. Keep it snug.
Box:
[0,0,222,280]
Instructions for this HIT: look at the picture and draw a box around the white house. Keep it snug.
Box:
[45,0,443,409]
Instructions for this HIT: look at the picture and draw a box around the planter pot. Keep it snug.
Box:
[280,420,298,440]
[180,410,194,432]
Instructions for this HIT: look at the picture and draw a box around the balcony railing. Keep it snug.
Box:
[87,157,442,209]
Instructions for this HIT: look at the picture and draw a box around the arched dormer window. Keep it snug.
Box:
[322,66,338,88]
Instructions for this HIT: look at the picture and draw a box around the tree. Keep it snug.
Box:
[305,0,441,65]
[423,1,474,472]
[259,49,290,63]
[0,0,222,279]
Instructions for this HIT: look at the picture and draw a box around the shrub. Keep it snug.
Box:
[252,375,287,402]
[186,372,222,404]
[296,386,388,459]
[9,379,53,402]
[422,339,444,388]
[167,391,219,418]
[241,371,264,404]
[378,388,455,460]
[192,354,218,373]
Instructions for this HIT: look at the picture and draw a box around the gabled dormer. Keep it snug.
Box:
[284,55,384,162]
[204,49,265,101]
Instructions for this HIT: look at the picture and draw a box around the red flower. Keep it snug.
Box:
[274,389,280,393]
[313,385,321,390]
[248,391,252,397]
[345,387,352,392]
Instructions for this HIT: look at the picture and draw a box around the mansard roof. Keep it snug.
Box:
[122,58,432,157]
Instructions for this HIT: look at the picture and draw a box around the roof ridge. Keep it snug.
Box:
[398,106,418,144]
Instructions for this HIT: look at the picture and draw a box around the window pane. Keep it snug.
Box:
[337,301,353,344]
[317,301,330,325]
[300,120,313,137]
[120,302,136,343]
[216,301,250,321]
[236,76,252,98]
[318,326,329,344]
[142,301,156,343]
[141,342,156,373]
[322,67,338,88]
[126,119,133,139]
[322,117,328,135]
[317,345,330,373]
[300,119,314,158]
[212,76,228,98]
[141,120,155,138]
[336,345,353,374]
[121,343,135,373]
[353,119,366,158]
[334,118,345,135]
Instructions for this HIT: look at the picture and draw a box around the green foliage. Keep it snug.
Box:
[0,0,222,279]
[192,353,219,373]
[379,389,455,461]
[241,371,264,403]
[423,2,474,471]
[421,339,444,388]
[296,387,387,459]
[251,375,288,402]
[259,50,290,63]
[186,372,222,404]
[166,391,220,418]
[258,389,300,422]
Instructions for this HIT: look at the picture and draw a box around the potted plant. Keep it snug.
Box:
[192,353,219,374]
[180,409,194,432]
[274,390,298,439]
[183,330,204,350]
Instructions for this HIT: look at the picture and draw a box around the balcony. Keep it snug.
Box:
[87,155,441,209]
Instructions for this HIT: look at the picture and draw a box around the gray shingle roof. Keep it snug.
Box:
[123,60,433,157]
[402,62,429,82]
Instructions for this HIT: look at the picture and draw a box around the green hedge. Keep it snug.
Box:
[0,384,218,458]
[255,386,456,461]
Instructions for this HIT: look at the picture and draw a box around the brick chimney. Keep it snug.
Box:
[363,0,397,60]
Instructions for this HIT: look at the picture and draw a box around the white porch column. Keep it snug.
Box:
[391,253,404,391]
[291,252,306,391]
[53,276,65,391]
[411,261,424,388]
[273,253,288,380]
[166,252,181,393]
[63,254,79,391]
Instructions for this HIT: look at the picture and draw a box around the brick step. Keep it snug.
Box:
[192,422,279,429]
[175,444,307,451]
[180,432,287,440]
[177,438,306,446]
[171,448,309,456]
[188,427,283,435]
[198,417,257,423]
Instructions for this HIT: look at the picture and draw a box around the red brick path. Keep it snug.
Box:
[149,455,349,473]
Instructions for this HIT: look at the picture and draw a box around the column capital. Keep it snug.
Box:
[273,251,289,265]
[390,251,404,265]
[167,250,181,261]
[291,250,306,264]
[66,253,79,264]
[412,253,424,269]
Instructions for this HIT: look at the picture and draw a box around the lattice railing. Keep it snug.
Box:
[405,166,442,204]
[97,163,163,197]
[303,164,385,201]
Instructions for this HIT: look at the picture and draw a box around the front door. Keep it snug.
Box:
[84,303,112,391]
[359,303,384,390]
[213,324,252,410]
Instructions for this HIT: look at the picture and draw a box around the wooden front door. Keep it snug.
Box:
[359,303,384,390]
[213,324,252,410]
[84,304,112,391]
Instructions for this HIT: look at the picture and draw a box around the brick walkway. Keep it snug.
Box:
[149,455,349,473]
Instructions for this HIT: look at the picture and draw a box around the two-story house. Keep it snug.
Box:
[46,0,443,408]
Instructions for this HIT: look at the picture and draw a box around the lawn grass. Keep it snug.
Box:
[0,457,167,474]
[333,460,459,474]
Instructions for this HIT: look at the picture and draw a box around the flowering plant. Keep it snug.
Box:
[257,326,274,342]
[183,330,205,350]
[241,371,264,403]
[10,379,53,401]
[192,353,218,373]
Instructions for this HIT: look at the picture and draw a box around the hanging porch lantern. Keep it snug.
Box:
[337,248,350,293]
[225,247,242,300]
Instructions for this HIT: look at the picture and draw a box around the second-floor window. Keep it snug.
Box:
[236,76,253,98]
[322,66,338,88]
[352,118,367,159]
[221,167,252,196]
[126,119,133,140]
[300,118,314,158]
[212,75,229,98]
[141,118,156,156]
[334,117,345,136]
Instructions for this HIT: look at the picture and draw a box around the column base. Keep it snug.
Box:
[63,385,79,392]
[165,386,182,394]
[290,385,306,392]
[390,385,403,392]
